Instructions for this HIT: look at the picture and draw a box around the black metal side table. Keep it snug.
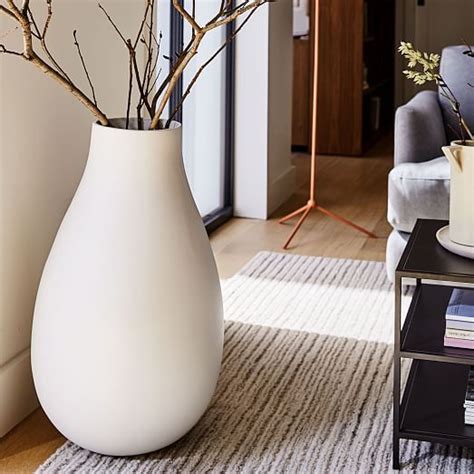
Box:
[394,219,474,470]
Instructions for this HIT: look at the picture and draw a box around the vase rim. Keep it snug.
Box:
[451,140,474,147]
[94,118,181,132]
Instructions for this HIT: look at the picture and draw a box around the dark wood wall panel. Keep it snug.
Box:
[292,0,395,156]
[316,0,364,155]
[292,38,311,147]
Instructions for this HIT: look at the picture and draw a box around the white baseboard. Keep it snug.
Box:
[268,165,296,216]
[0,348,38,437]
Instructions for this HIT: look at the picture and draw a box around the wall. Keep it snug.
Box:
[0,0,142,437]
[396,0,474,106]
[234,0,295,219]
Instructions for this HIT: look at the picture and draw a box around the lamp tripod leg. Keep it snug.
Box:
[278,204,309,224]
[282,206,312,250]
[317,205,376,238]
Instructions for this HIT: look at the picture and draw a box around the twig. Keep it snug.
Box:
[438,76,474,140]
[1,0,108,125]
[0,43,23,55]
[150,0,268,129]
[0,0,268,129]
[202,0,267,32]
[99,1,154,120]
[172,0,200,31]
[38,0,73,83]
[26,7,41,39]
[166,7,258,127]
[128,39,154,117]
[151,32,203,129]
[143,27,161,93]
[98,3,127,45]
[0,5,18,22]
[73,30,98,106]
[126,57,133,129]
[150,37,193,114]
[133,0,153,49]
[21,0,30,15]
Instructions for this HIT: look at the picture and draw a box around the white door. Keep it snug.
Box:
[397,0,474,104]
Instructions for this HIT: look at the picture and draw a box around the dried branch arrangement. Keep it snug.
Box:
[399,41,474,142]
[0,0,270,130]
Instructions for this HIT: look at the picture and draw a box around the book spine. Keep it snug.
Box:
[446,314,474,323]
[444,337,474,349]
[446,320,474,331]
[446,328,474,341]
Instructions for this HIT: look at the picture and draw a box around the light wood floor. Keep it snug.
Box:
[0,136,393,473]
[213,134,393,278]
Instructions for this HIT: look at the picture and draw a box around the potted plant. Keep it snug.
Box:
[0,0,268,456]
[399,42,474,248]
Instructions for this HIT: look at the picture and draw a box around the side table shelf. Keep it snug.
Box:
[400,360,473,447]
[393,219,474,470]
[401,285,474,366]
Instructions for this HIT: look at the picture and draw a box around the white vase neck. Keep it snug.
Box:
[89,120,183,166]
[105,118,181,131]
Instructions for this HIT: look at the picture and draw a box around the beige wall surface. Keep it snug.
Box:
[0,0,144,437]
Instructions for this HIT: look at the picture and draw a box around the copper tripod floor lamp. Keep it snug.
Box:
[279,0,376,250]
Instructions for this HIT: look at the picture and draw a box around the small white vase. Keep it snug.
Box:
[442,140,474,247]
[31,120,224,456]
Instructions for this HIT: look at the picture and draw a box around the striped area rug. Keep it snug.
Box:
[37,252,474,472]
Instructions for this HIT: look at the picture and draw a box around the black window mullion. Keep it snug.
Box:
[169,2,184,123]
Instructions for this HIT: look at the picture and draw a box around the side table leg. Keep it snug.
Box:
[393,274,402,470]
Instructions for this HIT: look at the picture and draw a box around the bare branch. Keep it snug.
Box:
[0,43,23,56]
[0,0,269,130]
[167,7,258,127]
[202,0,267,32]
[37,0,74,83]
[126,57,133,128]
[150,0,268,129]
[133,0,152,49]
[150,31,203,129]
[21,0,30,15]
[0,5,18,22]
[99,0,156,122]
[0,0,108,124]
[207,0,232,26]
[143,1,157,93]
[128,39,153,117]
[150,36,193,114]
[172,0,200,32]
[98,3,127,45]
[73,29,97,106]
[26,7,40,38]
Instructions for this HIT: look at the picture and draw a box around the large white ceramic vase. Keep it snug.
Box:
[31,120,224,456]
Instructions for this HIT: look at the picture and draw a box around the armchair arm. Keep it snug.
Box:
[394,90,447,166]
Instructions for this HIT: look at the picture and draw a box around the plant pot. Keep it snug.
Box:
[31,120,224,456]
[442,140,474,247]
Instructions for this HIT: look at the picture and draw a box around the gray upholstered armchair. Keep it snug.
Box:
[386,45,474,281]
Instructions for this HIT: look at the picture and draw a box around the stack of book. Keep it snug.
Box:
[464,367,474,425]
[444,289,474,349]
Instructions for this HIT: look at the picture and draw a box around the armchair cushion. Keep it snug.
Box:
[388,156,450,233]
[394,90,447,166]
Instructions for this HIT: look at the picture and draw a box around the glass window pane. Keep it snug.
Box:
[182,1,227,217]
